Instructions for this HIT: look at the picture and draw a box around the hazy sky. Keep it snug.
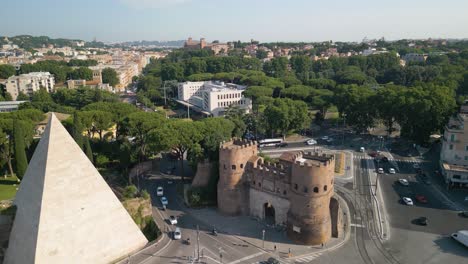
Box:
[1,0,468,43]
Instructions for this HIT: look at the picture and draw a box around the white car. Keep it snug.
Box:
[360,147,365,152]
[306,139,317,145]
[377,168,384,174]
[161,197,168,206]
[402,197,413,206]
[399,179,409,186]
[156,186,164,196]
[173,227,182,240]
[321,136,329,140]
[169,215,177,225]
[389,168,396,174]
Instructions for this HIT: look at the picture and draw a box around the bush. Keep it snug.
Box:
[95,154,110,168]
[141,190,150,200]
[142,216,160,241]
[123,185,138,199]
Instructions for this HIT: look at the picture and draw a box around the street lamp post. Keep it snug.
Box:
[262,229,265,249]
[342,114,347,146]
[196,225,200,260]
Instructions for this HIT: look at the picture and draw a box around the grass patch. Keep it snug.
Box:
[0,175,20,201]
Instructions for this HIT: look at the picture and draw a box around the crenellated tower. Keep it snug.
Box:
[286,152,335,245]
[217,138,257,215]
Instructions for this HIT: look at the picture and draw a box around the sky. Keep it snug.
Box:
[1,0,468,43]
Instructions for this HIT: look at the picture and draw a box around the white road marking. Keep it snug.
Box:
[350,223,365,228]
[228,252,264,264]
[294,253,322,263]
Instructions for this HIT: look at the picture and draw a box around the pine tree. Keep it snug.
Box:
[72,111,83,149]
[13,119,28,179]
[84,137,93,164]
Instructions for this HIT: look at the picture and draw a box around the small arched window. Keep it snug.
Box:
[324,185,328,191]
[232,165,236,170]
[313,187,319,193]
[283,190,287,195]
[240,164,244,169]
[294,184,298,190]
[303,187,308,193]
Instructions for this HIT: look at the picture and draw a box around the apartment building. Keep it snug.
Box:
[5,72,55,100]
[440,101,468,188]
[178,81,252,116]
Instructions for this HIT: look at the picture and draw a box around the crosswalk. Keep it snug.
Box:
[292,252,323,263]
[352,154,419,163]
[249,252,323,264]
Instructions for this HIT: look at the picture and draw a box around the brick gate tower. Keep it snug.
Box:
[217,139,257,215]
[286,152,335,245]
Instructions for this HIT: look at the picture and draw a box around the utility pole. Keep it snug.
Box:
[163,81,167,105]
[262,229,265,248]
[187,103,190,119]
[196,225,200,261]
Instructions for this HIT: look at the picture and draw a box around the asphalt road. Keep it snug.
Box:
[140,177,271,264]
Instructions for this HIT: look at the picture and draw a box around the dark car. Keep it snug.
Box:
[266,257,280,264]
[381,157,389,162]
[460,211,468,218]
[417,217,428,226]
[276,142,288,148]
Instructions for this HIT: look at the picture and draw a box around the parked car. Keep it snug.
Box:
[399,179,409,186]
[459,211,468,218]
[169,215,178,225]
[306,139,317,145]
[402,197,414,206]
[173,227,182,240]
[377,168,384,174]
[381,157,389,162]
[161,196,168,206]
[417,217,428,226]
[156,186,164,196]
[360,147,365,152]
[321,136,329,141]
[276,142,288,148]
[389,168,396,174]
[415,194,428,203]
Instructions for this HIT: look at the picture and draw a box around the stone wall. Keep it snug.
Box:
[249,188,290,226]
[191,161,213,188]
[329,196,343,238]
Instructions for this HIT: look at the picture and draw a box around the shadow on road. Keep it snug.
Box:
[433,236,468,258]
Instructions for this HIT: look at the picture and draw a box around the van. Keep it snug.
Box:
[157,186,163,196]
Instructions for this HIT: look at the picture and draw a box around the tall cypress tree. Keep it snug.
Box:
[72,111,83,149]
[84,137,93,164]
[13,119,28,179]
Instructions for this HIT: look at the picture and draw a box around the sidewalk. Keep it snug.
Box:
[182,198,350,262]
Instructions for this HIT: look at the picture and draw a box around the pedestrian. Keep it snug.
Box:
[321,243,324,248]
[274,245,277,251]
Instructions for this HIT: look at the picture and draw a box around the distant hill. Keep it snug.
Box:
[117,40,185,48]
[0,35,106,49]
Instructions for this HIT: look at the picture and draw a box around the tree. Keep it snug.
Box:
[31,88,53,103]
[334,84,376,132]
[225,106,247,138]
[0,128,14,177]
[101,68,119,86]
[13,119,28,179]
[83,137,93,163]
[69,67,93,80]
[72,111,83,149]
[161,63,184,81]
[0,64,15,79]
[263,98,309,138]
[200,118,235,159]
[120,112,165,160]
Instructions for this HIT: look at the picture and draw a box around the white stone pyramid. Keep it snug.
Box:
[4,113,148,264]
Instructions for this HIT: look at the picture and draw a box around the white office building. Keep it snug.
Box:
[5,72,55,100]
[178,81,252,116]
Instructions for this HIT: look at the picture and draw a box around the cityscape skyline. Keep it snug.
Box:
[1,0,468,43]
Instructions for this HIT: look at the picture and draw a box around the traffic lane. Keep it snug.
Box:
[379,169,467,235]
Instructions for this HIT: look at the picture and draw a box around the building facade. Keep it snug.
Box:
[178,81,252,116]
[5,72,55,100]
[218,139,342,245]
[440,102,468,188]
[184,37,230,55]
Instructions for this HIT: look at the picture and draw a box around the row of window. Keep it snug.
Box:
[223,163,244,170]
[293,183,328,193]
[217,93,241,100]
[217,100,246,107]
[252,180,288,196]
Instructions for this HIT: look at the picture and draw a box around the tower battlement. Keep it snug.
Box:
[220,138,257,150]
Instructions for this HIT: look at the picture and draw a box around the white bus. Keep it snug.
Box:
[258,138,283,148]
